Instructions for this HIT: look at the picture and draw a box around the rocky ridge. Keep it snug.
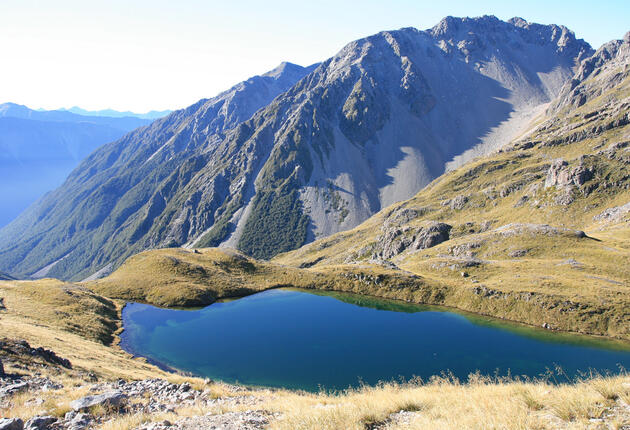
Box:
[0,16,591,280]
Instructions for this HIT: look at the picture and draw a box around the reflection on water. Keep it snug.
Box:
[121,288,630,391]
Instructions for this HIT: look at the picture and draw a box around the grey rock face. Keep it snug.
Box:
[65,413,91,430]
[0,419,23,430]
[544,158,592,188]
[0,16,593,280]
[594,201,630,222]
[0,381,28,397]
[374,222,452,259]
[552,31,630,111]
[69,391,127,411]
[24,416,56,430]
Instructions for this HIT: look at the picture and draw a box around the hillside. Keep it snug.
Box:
[62,106,172,120]
[0,103,153,227]
[0,256,629,429]
[0,271,15,281]
[0,16,591,281]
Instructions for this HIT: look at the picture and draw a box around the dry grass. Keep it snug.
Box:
[259,374,630,430]
[0,278,118,343]
[4,370,629,430]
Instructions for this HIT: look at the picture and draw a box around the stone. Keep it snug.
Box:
[449,195,469,210]
[0,381,28,397]
[0,358,4,376]
[594,201,630,222]
[0,419,23,430]
[25,398,45,406]
[508,249,528,258]
[24,416,56,430]
[69,390,127,411]
[544,158,593,192]
[67,413,91,430]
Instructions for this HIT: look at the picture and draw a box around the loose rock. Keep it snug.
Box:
[24,416,56,430]
[0,419,23,430]
[69,391,127,411]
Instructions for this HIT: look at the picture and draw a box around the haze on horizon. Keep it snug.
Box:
[1,0,628,113]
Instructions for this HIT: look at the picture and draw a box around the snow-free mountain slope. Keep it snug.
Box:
[0,16,591,280]
[224,16,591,254]
[0,62,318,280]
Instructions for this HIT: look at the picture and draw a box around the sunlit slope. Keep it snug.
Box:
[274,33,630,338]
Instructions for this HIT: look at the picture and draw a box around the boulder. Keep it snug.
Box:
[24,416,56,430]
[0,419,23,430]
[0,357,4,376]
[66,413,91,430]
[0,381,29,397]
[545,158,593,191]
[375,222,451,259]
[69,390,127,411]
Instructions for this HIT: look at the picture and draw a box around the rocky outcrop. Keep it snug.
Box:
[374,222,452,259]
[0,419,23,430]
[23,416,56,430]
[594,201,630,222]
[493,223,586,238]
[544,158,593,189]
[0,340,71,370]
[69,391,127,411]
[551,31,629,111]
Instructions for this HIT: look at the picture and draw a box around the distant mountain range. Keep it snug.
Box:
[0,16,595,281]
[58,106,172,120]
[0,103,165,226]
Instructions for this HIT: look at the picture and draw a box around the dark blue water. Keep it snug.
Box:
[120,288,630,391]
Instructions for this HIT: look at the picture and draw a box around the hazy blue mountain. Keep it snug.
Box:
[0,17,592,281]
[0,103,154,226]
[61,106,172,120]
[1,103,151,129]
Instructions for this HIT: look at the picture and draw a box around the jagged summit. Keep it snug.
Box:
[551,28,630,111]
[429,15,590,61]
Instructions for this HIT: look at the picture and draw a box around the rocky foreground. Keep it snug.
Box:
[1,376,271,430]
[0,339,272,430]
[1,338,630,430]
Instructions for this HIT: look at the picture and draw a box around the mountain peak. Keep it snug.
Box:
[262,61,311,79]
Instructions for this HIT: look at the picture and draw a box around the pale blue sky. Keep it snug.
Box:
[1,0,628,112]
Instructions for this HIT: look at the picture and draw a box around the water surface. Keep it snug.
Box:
[121,289,630,391]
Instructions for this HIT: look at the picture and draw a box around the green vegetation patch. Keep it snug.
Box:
[238,187,309,260]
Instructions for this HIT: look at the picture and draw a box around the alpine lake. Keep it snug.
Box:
[121,288,630,392]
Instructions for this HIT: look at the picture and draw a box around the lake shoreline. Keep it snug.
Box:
[118,288,630,392]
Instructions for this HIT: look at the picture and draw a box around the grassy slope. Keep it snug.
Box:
[88,247,443,308]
